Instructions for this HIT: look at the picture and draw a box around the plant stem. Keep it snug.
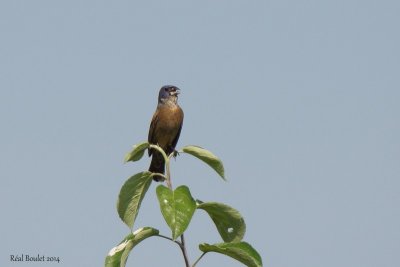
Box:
[149,144,173,188]
[192,252,206,267]
[180,234,190,267]
[156,234,173,242]
[157,234,191,267]
[157,146,190,267]
[165,153,173,189]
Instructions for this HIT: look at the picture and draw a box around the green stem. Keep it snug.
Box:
[192,252,206,267]
[180,234,190,267]
[149,144,172,188]
[157,234,191,267]
[152,144,190,267]
[165,153,172,190]
[156,234,173,242]
[157,234,181,246]
[149,144,169,163]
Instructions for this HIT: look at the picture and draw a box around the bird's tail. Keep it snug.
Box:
[149,152,165,181]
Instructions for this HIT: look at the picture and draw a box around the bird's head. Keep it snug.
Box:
[158,85,181,105]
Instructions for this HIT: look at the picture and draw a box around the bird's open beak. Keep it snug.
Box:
[171,88,180,96]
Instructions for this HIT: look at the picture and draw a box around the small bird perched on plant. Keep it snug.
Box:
[148,85,184,181]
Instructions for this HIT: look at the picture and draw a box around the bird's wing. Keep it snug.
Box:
[170,107,184,153]
[148,109,159,156]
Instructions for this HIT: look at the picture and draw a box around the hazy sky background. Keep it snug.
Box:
[1,1,399,266]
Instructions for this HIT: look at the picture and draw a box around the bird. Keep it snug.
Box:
[148,85,184,181]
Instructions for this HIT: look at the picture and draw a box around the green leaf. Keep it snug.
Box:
[124,141,149,163]
[199,242,263,267]
[105,227,159,267]
[181,145,225,180]
[197,201,246,242]
[156,185,196,240]
[117,171,153,229]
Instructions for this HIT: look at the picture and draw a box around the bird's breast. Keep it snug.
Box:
[156,105,183,133]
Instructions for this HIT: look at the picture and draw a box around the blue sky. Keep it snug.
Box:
[1,1,399,266]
